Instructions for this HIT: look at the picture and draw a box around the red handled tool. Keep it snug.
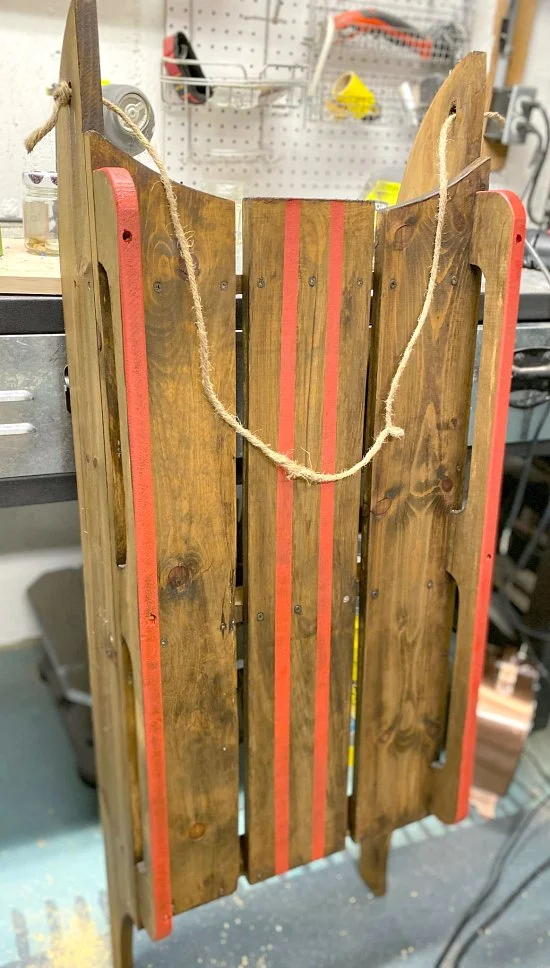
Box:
[163,32,213,104]
[309,10,460,96]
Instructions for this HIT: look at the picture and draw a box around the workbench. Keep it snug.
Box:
[1,233,550,509]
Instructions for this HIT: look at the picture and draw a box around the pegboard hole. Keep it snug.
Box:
[122,230,132,242]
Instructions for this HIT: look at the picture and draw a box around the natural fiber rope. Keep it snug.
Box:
[484,110,506,126]
[24,81,72,154]
[25,82,456,483]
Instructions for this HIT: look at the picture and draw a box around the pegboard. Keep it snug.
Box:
[163,0,474,201]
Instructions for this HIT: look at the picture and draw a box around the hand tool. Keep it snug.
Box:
[309,9,460,96]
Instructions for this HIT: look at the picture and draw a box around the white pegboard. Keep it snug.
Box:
[163,0,474,201]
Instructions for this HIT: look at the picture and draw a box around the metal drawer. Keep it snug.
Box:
[0,334,74,479]
[470,322,550,447]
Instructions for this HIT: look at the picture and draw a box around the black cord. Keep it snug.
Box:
[521,124,543,203]
[500,399,550,555]
[434,794,550,967]
[524,103,550,227]
[509,394,550,409]
[516,494,550,570]
[494,589,550,649]
[453,856,550,966]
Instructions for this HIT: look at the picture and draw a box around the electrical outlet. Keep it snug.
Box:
[485,84,537,145]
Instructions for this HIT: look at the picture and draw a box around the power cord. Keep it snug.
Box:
[434,793,550,967]
[523,103,550,227]
[499,399,550,555]
[524,235,550,288]
[451,855,550,966]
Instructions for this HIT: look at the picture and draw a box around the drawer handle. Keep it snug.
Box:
[0,422,36,436]
[0,389,34,403]
[511,361,550,377]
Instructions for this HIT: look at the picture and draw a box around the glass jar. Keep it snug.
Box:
[22,171,59,255]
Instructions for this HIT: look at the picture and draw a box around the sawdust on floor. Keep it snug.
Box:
[34,916,110,968]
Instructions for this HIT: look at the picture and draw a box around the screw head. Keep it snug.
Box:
[371,589,379,599]
[153,281,162,293]
[427,580,433,589]
[161,638,168,648]
[220,280,229,291]
[294,604,302,614]
[389,279,397,290]
[256,611,265,622]
[257,277,265,289]
[308,275,317,287]
[357,278,364,288]
[451,275,458,286]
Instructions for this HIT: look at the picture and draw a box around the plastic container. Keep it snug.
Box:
[22,171,59,255]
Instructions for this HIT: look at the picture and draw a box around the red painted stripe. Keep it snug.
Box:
[311,203,345,860]
[454,191,525,820]
[274,199,301,875]
[99,168,172,939]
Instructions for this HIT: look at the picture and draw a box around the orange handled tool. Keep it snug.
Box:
[309,9,460,96]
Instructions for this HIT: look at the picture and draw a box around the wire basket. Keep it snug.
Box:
[161,58,307,112]
[307,0,474,128]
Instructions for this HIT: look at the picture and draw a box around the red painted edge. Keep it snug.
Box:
[454,190,525,821]
[311,202,345,860]
[273,199,301,875]
[98,168,172,939]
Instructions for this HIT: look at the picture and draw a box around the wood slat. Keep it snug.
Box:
[56,4,137,964]
[433,190,525,822]
[88,133,241,917]
[244,198,374,881]
[93,167,172,939]
[59,2,241,945]
[352,159,490,896]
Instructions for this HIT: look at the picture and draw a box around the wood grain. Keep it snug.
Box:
[398,51,486,204]
[242,199,285,882]
[503,0,538,85]
[93,168,172,939]
[59,0,240,948]
[56,1,136,964]
[433,190,525,822]
[244,198,373,880]
[88,132,241,917]
[352,159,490,896]
[0,237,61,296]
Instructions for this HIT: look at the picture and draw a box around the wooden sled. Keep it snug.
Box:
[55,1,524,964]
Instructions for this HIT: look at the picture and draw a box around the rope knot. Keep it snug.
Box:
[52,81,72,108]
[24,80,72,154]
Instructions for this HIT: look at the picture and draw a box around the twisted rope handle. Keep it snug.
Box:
[26,83,456,483]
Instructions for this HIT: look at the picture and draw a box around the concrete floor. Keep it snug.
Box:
[1,642,549,968]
